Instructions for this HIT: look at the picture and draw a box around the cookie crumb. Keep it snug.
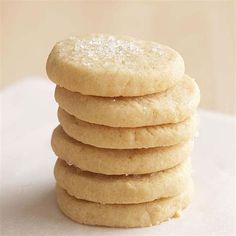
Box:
[66,161,73,166]
[173,210,182,218]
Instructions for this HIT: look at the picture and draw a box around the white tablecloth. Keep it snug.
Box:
[1,78,235,235]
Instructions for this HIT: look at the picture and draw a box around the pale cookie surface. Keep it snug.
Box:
[55,75,200,127]
[52,126,193,175]
[56,183,193,228]
[47,34,185,97]
[54,158,191,204]
[58,108,197,149]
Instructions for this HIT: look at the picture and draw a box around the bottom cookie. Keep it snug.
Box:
[56,183,193,228]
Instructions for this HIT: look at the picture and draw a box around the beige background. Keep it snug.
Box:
[1,1,235,114]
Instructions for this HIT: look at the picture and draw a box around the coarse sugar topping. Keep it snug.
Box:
[60,34,167,68]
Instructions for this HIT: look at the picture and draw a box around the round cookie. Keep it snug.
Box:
[47,34,185,97]
[55,75,200,127]
[58,108,197,149]
[52,126,193,175]
[56,183,193,228]
[54,158,191,204]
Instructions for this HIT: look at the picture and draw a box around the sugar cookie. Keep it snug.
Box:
[52,126,193,175]
[55,75,200,127]
[58,108,197,149]
[54,158,191,204]
[56,183,193,228]
[47,34,185,97]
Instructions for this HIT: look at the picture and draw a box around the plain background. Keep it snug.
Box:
[1,1,235,114]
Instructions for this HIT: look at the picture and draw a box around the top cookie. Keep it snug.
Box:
[46,34,185,97]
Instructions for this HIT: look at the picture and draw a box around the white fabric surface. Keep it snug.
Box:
[1,78,235,235]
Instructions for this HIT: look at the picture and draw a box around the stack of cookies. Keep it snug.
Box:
[46,34,200,228]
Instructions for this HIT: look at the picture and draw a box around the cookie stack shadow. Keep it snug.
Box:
[47,34,200,228]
